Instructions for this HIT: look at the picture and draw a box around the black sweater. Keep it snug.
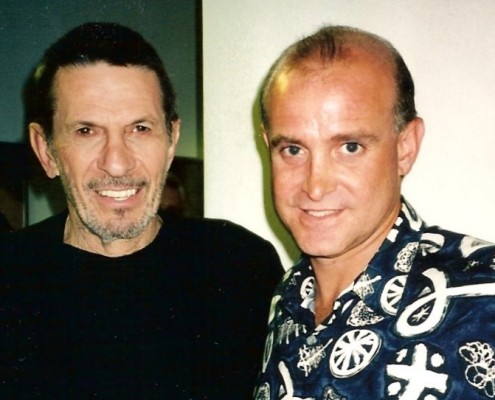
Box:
[0,212,283,399]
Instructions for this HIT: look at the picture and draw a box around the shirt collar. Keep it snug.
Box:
[278,198,427,323]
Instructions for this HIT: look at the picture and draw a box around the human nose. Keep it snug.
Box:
[302,155,337,201]
[97,132,136,176]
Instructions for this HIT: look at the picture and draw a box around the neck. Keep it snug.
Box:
[312,256,364,326]
[310,205,399,325]
[64,214,162,257]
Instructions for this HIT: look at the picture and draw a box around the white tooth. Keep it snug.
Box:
[100,189,137,200]
[307,210,334,217]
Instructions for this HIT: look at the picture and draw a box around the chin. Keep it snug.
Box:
[296,239,328,257]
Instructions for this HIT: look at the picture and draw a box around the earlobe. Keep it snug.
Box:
[29,122,60,178]
[397,117,425,177]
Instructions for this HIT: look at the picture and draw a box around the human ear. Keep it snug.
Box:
[397,117,425,177]
[165,119,181,171]
[29,122,60,178]
[261,125,270,148]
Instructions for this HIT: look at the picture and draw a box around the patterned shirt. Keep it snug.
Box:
[255,199,495,399]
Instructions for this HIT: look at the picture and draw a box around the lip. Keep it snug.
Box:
[98,188,137,201]
[301,208,343,218]
[96,187,142,205]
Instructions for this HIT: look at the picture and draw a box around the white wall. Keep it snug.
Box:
[203,0,495,269]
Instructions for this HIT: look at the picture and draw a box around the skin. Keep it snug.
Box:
[30,62,180,257]
[264,49,424,324]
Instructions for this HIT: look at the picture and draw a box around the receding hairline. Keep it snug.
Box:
[27,22,179,139]
[261,27,403,130]
[49,61,173,138]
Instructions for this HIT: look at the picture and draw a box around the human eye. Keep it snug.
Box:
[341,141,362,154]
[132,124,151,133]
[269,135,306,164]
[75,126,95,136]
[282,144,303,157]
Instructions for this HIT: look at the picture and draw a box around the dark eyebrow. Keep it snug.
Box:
[330,132,379,144]
[332,131,378,142]
[129,115,167,130]
[268,131,379,148]
[66,121,97,130]
[268,134,304,148]
[130,116,160,125]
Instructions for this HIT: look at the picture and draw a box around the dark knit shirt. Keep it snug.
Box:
[1,211,283,399]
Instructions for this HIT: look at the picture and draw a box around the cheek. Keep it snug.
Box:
[138,144,168,172]
[58,145,95,175]
[355,148,399,182]
[354,161,400,203]
[272,164,296,193]
[271,168,305,211]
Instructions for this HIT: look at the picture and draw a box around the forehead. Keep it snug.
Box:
[50,63,165,127]
[53,63,162,104]
[268,50,396,126]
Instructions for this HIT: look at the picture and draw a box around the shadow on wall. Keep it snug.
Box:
[251,87,300,265]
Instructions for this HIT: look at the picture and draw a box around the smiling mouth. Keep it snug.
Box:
[98,189,138,201]
[304,209,340,217]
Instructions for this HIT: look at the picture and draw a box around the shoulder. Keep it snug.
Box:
[5,212,66,241]
[0,213,66,268]
[396,227,495,384]
[159,212,284,284]
[416,225,495,278]
[162,212,280,254]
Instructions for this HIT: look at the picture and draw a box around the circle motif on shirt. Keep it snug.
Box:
[329,329,381,378]
[381,275,408,315]
[300,276,315,298]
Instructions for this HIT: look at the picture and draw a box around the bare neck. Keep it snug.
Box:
[311,252,369,325]
[311,215,397,325]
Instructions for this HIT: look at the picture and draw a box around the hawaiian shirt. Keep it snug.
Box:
[254,199,495,399]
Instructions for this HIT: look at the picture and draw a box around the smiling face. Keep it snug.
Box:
[30,63,179,254]
[264,51,423,268]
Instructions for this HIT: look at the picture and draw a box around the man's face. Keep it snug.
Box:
[264,52,420,264]
[41,63,178,243]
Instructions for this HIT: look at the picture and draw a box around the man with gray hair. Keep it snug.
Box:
[255,25,495,399]
[0,22,283,399]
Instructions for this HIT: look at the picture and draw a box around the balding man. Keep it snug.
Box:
[255,25,495,399]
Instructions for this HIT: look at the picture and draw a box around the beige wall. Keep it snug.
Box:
[203,0,495,268]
